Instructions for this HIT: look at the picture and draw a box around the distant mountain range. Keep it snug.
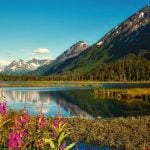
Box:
[1,41,89,76]
[29,5,150,81]
[1,58,51,75]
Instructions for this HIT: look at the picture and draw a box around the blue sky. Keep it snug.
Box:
[0,0,148,65]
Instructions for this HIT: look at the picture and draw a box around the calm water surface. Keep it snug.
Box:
[3,83,150,118]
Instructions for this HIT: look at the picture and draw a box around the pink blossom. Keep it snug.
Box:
[0,101,8,116]
[8,132,21,149]
[19,112,30,126]
[20,129,28,138]
[53,119,59,128]
[36,114,46,129]
[53,116,65,129]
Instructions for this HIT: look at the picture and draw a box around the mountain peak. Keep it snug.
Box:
[56,41,89,62]
[96,5,150,53]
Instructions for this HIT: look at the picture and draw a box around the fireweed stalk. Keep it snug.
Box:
[8,132,21,150]
[19,109,30,128]
[8,118,22,150]
[19,97,30,128]
[36,102,46,130]
[8,112,30,149]
[0,101,8,117]
[8,98,30,149]
[33,103,47,149]
[0,98,9,146]
[43,99,76,150]
[43,111,76,149]
[0,88,8,117]
[36,113,46,130]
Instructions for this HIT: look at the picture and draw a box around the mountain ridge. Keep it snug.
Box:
[1,58,51,75]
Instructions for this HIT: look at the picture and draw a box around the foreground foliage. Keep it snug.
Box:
[0,106,76,150]
[1,111,150,150]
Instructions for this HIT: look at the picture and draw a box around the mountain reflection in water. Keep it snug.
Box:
[4,87,92,118]
[3,87,150,118]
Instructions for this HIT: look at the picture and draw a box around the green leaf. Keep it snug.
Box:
[0,115,2,123]
[59,123,66,133]
[0,119,11,128]
[64,142,76,150]
[58,132,65,147]
[43,138,55,149]
[58,132,71,148]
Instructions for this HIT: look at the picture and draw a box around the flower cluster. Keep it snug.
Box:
[43,114,76,150]
[8,132,21,149]
[8,110,30,149]
[0,93,75,150]
[53,114,65,129]
[19,110,30,127]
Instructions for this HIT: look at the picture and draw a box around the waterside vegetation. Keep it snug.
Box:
[93,88,150,100]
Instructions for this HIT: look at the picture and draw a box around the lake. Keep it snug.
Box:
[2,83,150,118]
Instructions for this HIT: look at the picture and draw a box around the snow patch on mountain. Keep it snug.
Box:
[1,58,51,75]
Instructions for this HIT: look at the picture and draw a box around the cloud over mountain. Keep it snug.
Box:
[33,48,49,54]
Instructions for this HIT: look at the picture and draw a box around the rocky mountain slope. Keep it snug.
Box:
[56,41,89,62]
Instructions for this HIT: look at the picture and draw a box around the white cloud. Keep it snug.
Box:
[0,60,11,66]
[33,48,49,54]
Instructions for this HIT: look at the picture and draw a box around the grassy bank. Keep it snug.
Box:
[93,88,150,100]
[67,116,150,150]
[0,81,101,87]
[0,80,150,87]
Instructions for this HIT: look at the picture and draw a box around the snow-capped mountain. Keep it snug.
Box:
[1,58,51,75]
[28,58,51,67]
[56,41,89,62]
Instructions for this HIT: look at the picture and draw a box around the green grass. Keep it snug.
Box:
[66,116,150,150]
[0,81,150,87]
[0,81,101,87]
[93,88,150,99]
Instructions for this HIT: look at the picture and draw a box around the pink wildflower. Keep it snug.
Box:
[53,115,65,129]
[8,132,21,149]
[36,114,46,129]
[20,129,28,138]
[0,101,8,116]
[19,112,30,126]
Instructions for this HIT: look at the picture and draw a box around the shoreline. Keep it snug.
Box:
[0,80,150,87]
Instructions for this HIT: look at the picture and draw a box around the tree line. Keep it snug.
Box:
[0,56,149,81]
